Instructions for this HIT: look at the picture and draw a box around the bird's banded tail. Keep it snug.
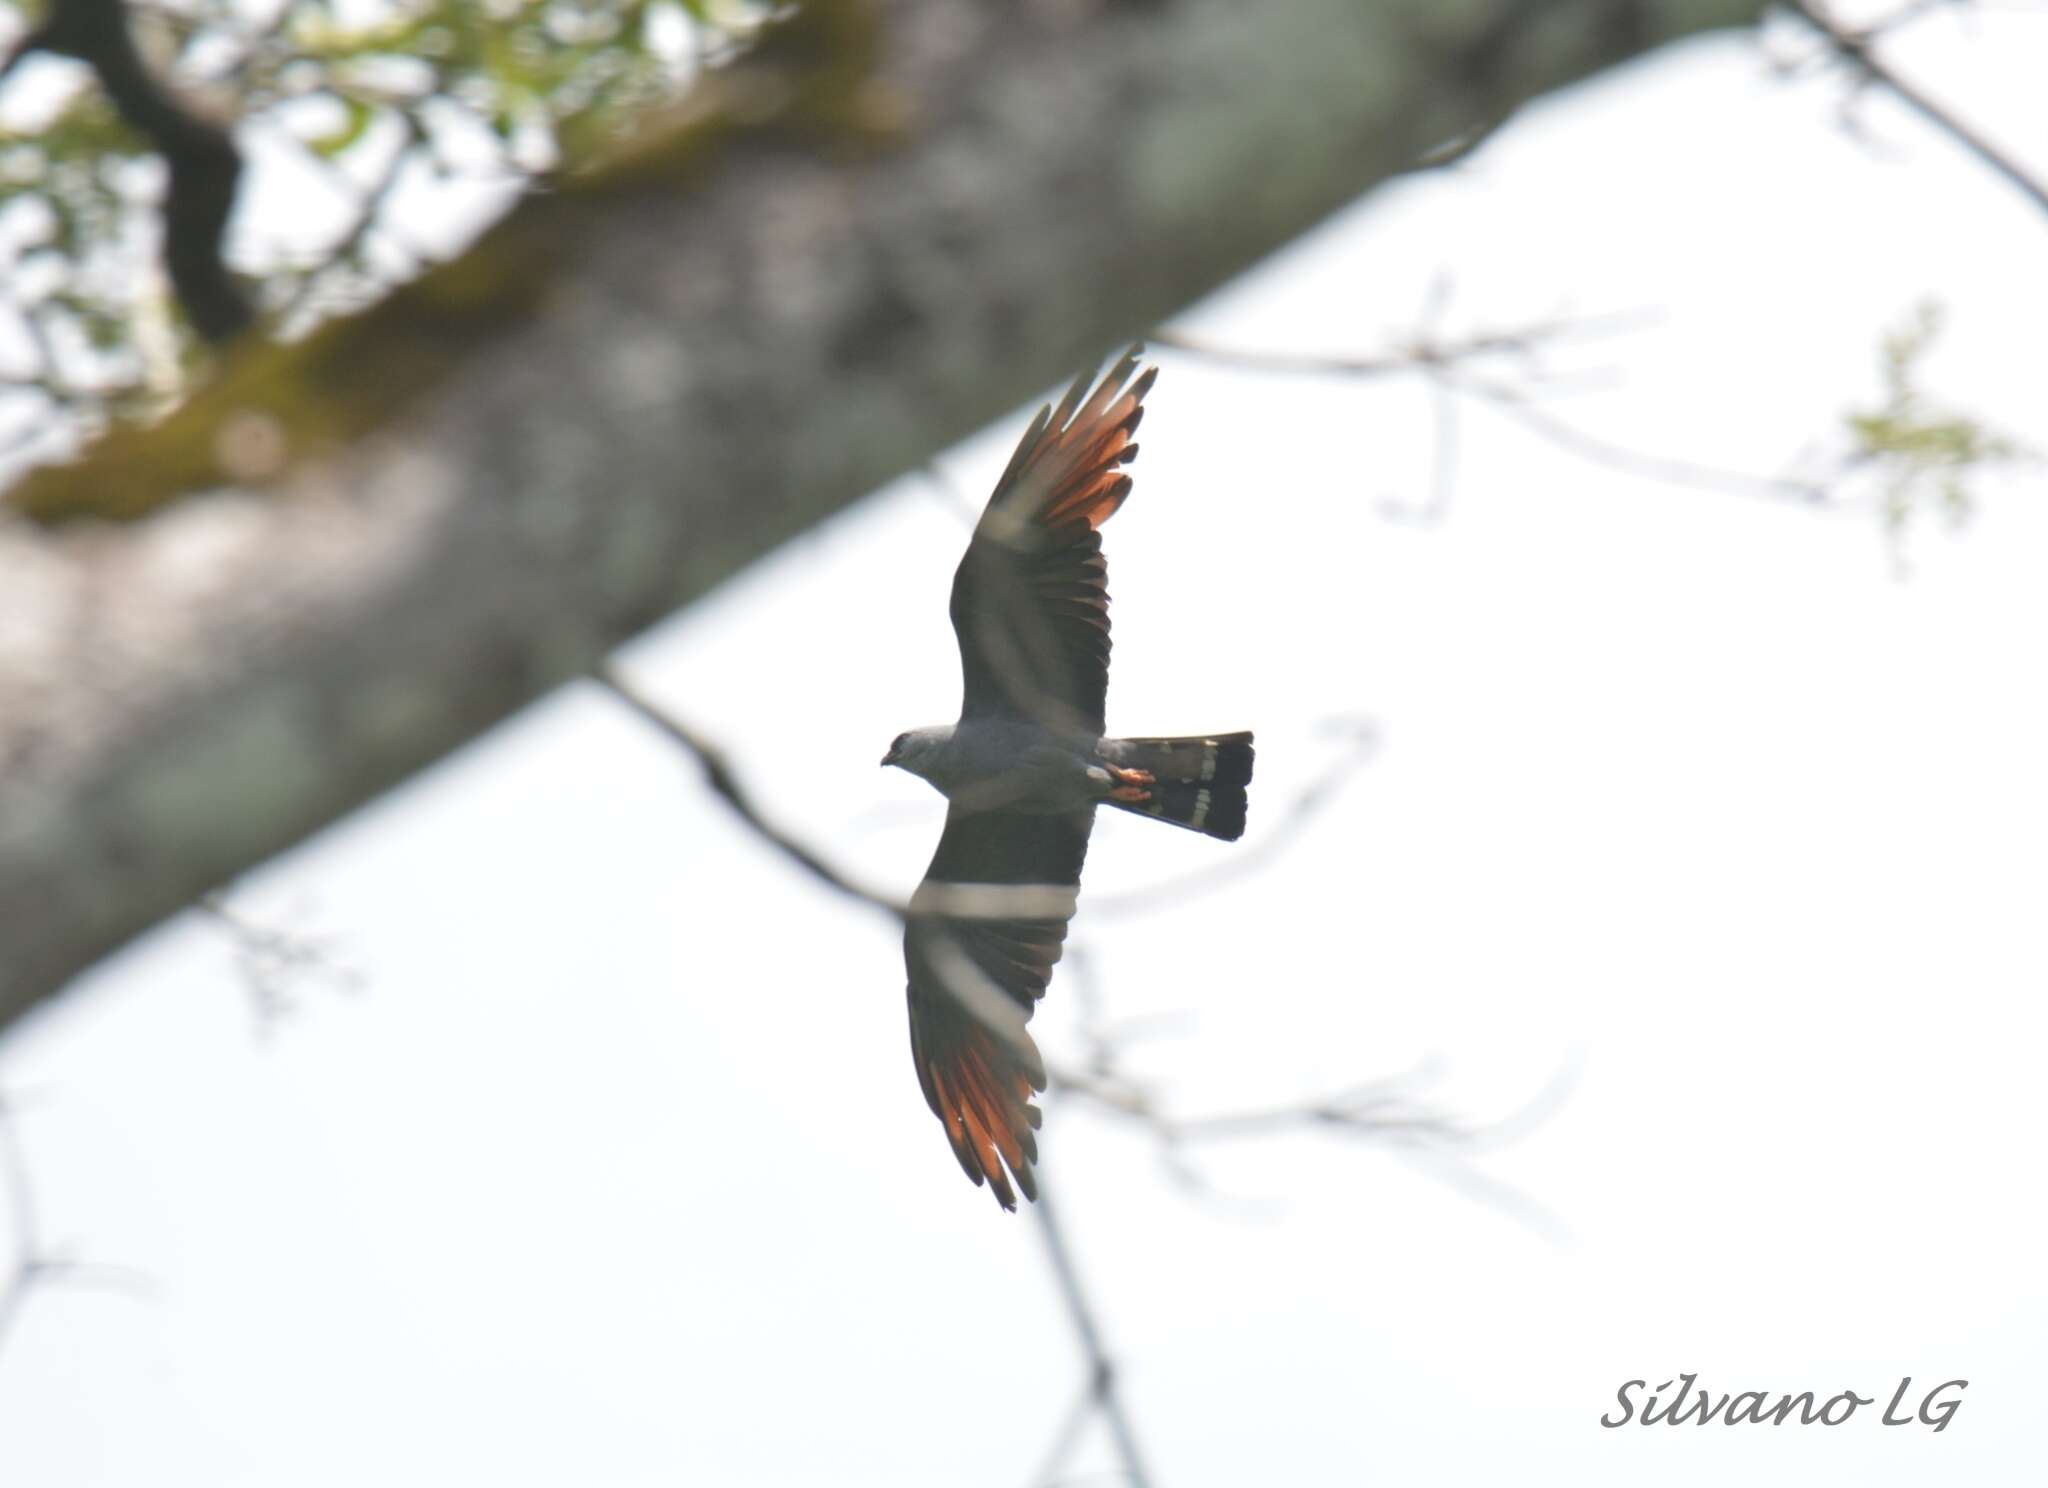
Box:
[1101,732,1254,842]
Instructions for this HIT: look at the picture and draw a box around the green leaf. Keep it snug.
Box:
[307,94,379,157]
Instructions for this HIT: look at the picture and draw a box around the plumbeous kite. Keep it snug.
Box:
[881,347,1254,1209]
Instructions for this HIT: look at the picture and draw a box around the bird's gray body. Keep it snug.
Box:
[887,721,1116,816]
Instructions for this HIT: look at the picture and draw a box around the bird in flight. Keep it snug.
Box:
[881,347,1254,1209]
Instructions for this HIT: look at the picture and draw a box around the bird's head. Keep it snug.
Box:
[881,725,950,777]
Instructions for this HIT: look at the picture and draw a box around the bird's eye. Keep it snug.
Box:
[892,734,908,753]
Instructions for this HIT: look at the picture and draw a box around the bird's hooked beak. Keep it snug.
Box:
[880,745,898,768]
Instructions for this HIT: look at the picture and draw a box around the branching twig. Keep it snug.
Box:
[1048,1054,1580,1242]
[1785,0,2048,222]
[1156,317,1848,512]
[0,1092,154,1355]
[1030,1178,1156,1488]
[1439,366,1836,505]
[1029,1374,1108,1488]
[194,890,363,1038]
[1150,309,1653,384]
[1375,372,1461,525]
[274,112,432,329]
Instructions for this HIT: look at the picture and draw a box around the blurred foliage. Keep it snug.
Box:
[1845,299,2031,541]
[0,0,760,453]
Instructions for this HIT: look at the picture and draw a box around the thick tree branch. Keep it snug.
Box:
[0,0,1769,1037]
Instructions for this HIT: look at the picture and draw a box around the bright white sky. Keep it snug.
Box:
[4,10,2046,1486]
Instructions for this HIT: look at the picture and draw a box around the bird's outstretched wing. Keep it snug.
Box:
[950,348,1156,737]
[904,806,1093,1209]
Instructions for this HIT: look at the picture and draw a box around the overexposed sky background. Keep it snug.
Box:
[4,8,2047,1485]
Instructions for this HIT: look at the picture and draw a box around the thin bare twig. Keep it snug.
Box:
[1150,308,1655,383]
[591,662,908,918]
[194,891,363,1038]
[1785,0,2048,222]
[1162,1056,1579,1153]
[1048,1054,1581,1242]
[0,1092,155,1354]
[1438,366,1835,506]
[274,112,431,328]
[0,1094,36,1345]
[1030,1177,1155,1488]
[1375,373,1462,525]
[1156,317,1842,511]
[1860,0,1974,35]
[1028,1376,1105,1488]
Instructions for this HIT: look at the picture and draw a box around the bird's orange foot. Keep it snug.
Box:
[1106,765,1153,803]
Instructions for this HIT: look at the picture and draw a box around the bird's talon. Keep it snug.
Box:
[1108,765,1155,787]
[1109,784,1151,803]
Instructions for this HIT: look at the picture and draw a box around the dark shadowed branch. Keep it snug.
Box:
[10,0,253,342]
